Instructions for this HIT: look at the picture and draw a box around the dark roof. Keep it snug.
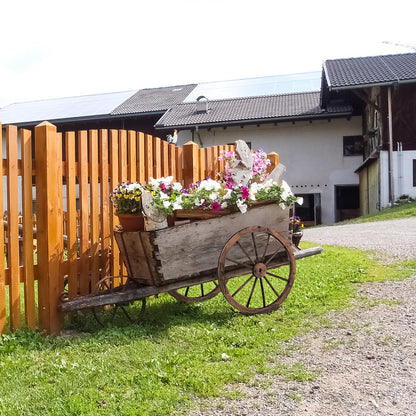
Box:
[155,91,352,129]
[111,84,197,115]
[323,53,416,90]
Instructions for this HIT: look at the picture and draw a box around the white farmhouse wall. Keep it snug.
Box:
[380,150,416,208]
[176,116,362,224]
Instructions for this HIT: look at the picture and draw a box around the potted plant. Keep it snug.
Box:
[111,182,145,231]
[292,216,304,249]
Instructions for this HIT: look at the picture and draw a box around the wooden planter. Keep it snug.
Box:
[114,203,293,287]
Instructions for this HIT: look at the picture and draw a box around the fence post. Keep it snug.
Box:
[35,121,64,335]
[183,141,200,186]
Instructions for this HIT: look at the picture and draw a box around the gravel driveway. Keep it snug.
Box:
[190,218,416,416]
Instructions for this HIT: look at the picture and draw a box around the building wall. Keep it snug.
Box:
[380,150,416,208]
[176,116,363,224]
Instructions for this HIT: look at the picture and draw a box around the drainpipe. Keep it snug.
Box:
[387,86,394,204]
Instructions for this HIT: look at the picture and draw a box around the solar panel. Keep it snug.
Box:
[184,72,321,102]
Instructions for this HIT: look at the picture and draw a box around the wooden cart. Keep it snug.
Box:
[60,203,322,322]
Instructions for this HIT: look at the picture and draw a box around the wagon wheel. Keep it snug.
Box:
[218,226,295,315]
[92,276,146,327]
[168,281,220,302]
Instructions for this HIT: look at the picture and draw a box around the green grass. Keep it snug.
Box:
[0,243,415,416]
[337,200,416,224]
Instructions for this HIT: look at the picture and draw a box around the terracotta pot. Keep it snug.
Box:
[117,213,145,231]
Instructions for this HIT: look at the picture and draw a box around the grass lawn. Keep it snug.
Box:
[337,200,416,224]
[1,240,415,415]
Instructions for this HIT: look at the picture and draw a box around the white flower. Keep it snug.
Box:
[209,192,218,201]
[221,202,228,209]
[199,179,221,191]
[236,199,247,214]
[160,192,169,200]
[172,201,183,210]
[281,180,293,201]
[221,353,231,360]
[296,197,304,205]
[222,189,232,200]
[163,201,171,208]
[172,182,182,191]
[126,183,141,192]
[194,198,202,207]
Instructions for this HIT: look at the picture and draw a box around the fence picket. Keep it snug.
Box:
[65,131,78,299]
[109,130,121,278]
[6,125,21,330]
[22,128,35,329]
[0,124,5,333]
[89,130,100,289]
[78,131,90,296]
[99,130,111,280]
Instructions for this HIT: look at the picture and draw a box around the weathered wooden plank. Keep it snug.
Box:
[59,273,217,312]
[114,231,160,285]
[6,125,21,330]
[293,246,323,260]
[22,128,36,329]
[65,131,78,299]
[154,204,290,281]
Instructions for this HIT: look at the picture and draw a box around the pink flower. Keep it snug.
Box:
[211,202,221,211]
[241,186,249,199]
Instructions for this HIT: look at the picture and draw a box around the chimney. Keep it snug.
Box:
[196,96,209,114]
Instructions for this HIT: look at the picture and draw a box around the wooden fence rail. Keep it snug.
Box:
[0,122,279,334]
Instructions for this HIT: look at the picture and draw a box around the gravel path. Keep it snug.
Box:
[189,218,416,416]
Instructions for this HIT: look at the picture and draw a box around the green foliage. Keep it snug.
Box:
[0,243,414,415]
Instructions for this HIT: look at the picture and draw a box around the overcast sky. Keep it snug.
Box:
[1,0,415,108]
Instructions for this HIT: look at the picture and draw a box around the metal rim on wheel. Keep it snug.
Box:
[92,276,146,326]
[168,281,220,302]
[217,226,295,315]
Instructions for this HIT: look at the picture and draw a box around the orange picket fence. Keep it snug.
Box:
[0,122,279,334]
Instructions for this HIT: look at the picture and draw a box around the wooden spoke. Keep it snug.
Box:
[263,275,280,298]
[266,271,289,282]
[265,245,286,266]
[218,226,295,315]
[261,234,271,262]
[169,280,220,302]
[91,276,146,327]
[231,274,254,298]
[251,232,259,262]
[236,241,256,265]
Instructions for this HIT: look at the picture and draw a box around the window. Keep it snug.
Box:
[343,136,363,156]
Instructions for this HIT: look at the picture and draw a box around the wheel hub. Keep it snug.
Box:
[253,263,267,278]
